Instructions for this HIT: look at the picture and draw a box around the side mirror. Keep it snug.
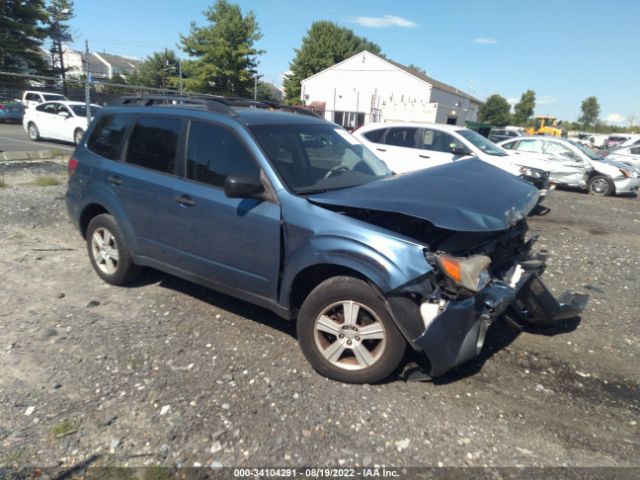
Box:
[224,175,264,199]
[451,145,471,156]
[57,111,70,118]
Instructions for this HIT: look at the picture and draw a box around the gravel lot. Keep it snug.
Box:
[0,161,638,471]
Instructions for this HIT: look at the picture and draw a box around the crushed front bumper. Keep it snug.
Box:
[410,269,588,377]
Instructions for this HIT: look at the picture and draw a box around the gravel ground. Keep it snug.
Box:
[0,162,638,471]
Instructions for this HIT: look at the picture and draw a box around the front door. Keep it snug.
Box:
[164,119,281,300]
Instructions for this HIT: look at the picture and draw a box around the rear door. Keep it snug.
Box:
[107,114,185,262]
[376,127,421,173]
[164,119,281,299]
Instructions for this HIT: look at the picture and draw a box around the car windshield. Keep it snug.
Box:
[43,94,65,101]
[568,140,605,161]
[69,104,101,117]
[250,124,392,194]
[458,129,508,156]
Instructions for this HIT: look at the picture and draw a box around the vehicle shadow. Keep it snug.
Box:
[129,268,297,339]
[431,316,582,385]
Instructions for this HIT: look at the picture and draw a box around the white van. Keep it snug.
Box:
[22,91,68,109]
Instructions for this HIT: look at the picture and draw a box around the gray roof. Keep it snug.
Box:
[95,53,142,73]
[385,58,483,105]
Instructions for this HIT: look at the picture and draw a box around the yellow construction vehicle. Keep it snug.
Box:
[527,116,563,136]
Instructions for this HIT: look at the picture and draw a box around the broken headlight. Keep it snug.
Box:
[435,254,492,292]
[519,166,544,178]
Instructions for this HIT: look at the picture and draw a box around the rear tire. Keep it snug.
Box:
[28,122,40,141]
[86,214,141,285]
[297,276,406,384]
[587,175,614,196]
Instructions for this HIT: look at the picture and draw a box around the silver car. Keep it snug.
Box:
[498,136,640,196]
[606,145,640,170]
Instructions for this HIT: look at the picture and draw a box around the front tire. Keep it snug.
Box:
[28,122,40,141]
[587,175,614,196]
[74,128,85,145]
[297,276,406,384]
[86,214,141,285]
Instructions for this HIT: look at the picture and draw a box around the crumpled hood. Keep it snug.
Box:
[309,158,540,232]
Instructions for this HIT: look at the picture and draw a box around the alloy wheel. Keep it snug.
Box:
[313,300,387,371]
[90,227,120,275]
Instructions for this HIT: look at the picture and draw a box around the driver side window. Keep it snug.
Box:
[515,139,544,153]
[422,129,462,153]
[543,142,580,160]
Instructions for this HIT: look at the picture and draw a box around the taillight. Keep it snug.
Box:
[0,104,6,110]
[68,157,78,176]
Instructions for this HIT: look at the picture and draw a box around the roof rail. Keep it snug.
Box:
[117,95,239,117]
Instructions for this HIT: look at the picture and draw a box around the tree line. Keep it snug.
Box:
[479,91,637,133]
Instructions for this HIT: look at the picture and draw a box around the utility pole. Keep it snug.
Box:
[179,60,183,95]
[254,75,258,100]
[84,39,91,127]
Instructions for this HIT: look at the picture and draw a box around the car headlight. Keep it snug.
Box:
[435,254,492,292]
[519,166,543,178]
[619,167,638,178]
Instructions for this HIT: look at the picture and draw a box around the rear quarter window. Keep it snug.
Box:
[363,128,387,143]
[87,114,132,160]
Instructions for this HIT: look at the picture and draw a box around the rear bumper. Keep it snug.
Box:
[411,270,588,377]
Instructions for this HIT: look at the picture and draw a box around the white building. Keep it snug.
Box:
[51,47,142,80]
[300,51,482,128]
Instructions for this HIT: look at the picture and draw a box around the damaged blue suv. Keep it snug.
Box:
[66,95,588,384]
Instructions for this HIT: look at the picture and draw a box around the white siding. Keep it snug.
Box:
[301,51,480,127]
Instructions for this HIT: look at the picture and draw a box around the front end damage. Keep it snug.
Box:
[385,226,588,377]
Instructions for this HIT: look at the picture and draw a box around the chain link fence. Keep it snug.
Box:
[0,71,194,157]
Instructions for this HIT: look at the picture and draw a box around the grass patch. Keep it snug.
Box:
[50,148,64,157]
[143,466,175,480]
[32,176,62,187]
[0,177,7,188]
[51,418,78,438]
[0,448,23,467]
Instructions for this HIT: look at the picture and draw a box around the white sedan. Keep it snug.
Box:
[23,101,101,145]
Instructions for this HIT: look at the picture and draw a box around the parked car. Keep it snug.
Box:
[498,136,640,196]
[66,95,587,384]
[21,90,68,108]
[616,134,640,148]
[605,134,633,149]
[353,123,563,196]
[23,101,102,145]
[578,133,608,149]
[0,98,24,123]
[488,127,526,143]
[605,145,640,169]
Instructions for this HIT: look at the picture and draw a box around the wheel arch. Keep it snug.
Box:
[79,203,111,238]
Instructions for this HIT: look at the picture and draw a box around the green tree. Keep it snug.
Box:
[129,50,181,89]
[0,0,49,73]
[578,96,600,128]
[46,0,74,95]
[407,63,427,76]
[180,0,263,96]
[512,89,536,126]
[478,94,511,126]
[256,81,281,103]
[283,21,382,104]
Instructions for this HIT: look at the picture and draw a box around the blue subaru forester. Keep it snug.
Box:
[66,95,587,384]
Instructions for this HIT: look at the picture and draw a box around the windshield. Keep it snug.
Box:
[568,140,605,161]
[43,94,65,101]
[458,129,508,156]
[69,104,102,117]
[250,124,391,194]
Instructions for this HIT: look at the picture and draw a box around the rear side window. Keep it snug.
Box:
[186,121,259,187]
[126,116,182,173]
[363,128,386,143]
[385,128,418,148]
[87,114,132,160]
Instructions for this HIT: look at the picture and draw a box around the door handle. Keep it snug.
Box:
[107,175,123,186]
[419,154,430,159]
[175,194,195,207]
[376,148,387,152]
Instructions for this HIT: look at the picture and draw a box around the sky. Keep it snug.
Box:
[68,0,640,124]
